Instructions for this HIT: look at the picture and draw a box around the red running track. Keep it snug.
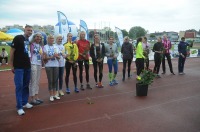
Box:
[0,58,200,132]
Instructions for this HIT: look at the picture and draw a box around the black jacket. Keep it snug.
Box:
[90,43,105,60]
[121,42,133,60]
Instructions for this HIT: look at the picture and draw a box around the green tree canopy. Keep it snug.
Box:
[129,26,147,39]
[121,29,128,38]
[150,33,155,38]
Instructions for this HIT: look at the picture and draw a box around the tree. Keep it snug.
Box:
[129,26,147,39]
[150,33,155,38]
[89,30,94,40]
[121,29,128,37]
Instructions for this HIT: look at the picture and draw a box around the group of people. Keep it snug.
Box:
[10,25,193,116]
[134,35,193,79]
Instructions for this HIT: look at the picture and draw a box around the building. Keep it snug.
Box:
[1,24,24,32]
[184,32,196,40]
[151,31,179,42]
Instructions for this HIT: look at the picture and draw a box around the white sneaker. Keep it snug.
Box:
[55,91,59,97]
[23,103,33,109]
[6,63,8,65]
[50,96,54,102]
[54,96,60,100]
[17,109,25,115]
[59,90,64,96]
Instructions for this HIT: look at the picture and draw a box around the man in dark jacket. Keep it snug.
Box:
[178,37,193,75]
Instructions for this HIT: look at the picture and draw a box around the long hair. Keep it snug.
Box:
[30,32,43,46]
[67,33,73,43]
[136,37,142,47]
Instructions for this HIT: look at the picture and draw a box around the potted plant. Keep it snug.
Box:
[136,69,156,96]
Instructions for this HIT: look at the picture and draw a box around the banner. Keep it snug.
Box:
[57,11,69,44]
[190,49,198,57]
[80,20,89,40]
[115,27,123,47]
[68,21,78,41]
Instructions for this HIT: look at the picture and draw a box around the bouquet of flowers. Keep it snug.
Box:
[143,46,149,59]
[110,47,116,64]
[69,45,77,67]
[96,50,102,64]
[82,44,90,65]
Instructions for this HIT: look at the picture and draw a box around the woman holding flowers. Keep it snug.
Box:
[105,36,119,86]
[153,37,163,78]
[43,35,60,102]
[64,33,79,94]
[55,35,65,96]
[90,34,105,88]
[77,31,92,90]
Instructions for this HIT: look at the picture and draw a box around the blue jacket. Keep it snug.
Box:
[178,41,190,55]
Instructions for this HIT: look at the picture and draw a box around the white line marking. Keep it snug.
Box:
[0,79,199,113]
[32,94,200,132]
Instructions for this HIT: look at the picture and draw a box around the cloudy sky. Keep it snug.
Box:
[0,0,199,33]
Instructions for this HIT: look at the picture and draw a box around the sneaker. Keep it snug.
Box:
[98,82,104,88]
[109,82,114,86]
[30,100,40,105]
[86,84,92,89]
[36,99,44,104]
[156,74,161,78]
[112,80,118,85]
[171,72,175,75]
[96,83,98,87]
[55,91,59,97]
[59,90,64,96]
[74,87,79,93]
[179,72,185,75]
[23,103,33,109]
[17,109,25,116]
[80,84,84,90]
[162,72,165,74]
[6,63,8,65]
[136,76,141,80]
[53,96,60,100]
[128,74,132,78]
[66,88,70,94]
[50,96,54,102]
